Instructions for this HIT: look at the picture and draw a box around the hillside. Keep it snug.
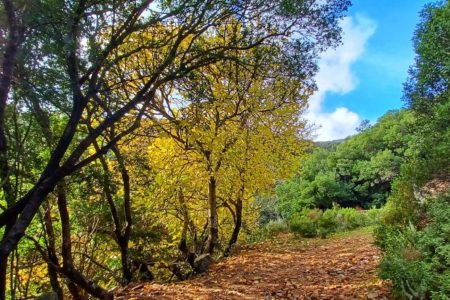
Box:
[314,139,346,150]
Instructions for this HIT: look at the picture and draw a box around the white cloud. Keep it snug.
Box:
[307,15,376,141]
[307,107,361,141]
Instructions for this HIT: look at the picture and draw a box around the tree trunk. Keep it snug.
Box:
[2,257,9,300]
[177,189,195,267]
[205,175,218,254]
[42,200,64,300]
[56,182,112,299]
[224,199,243,256]
[56,182,83,300]
[95,142,133,285]
[118,239,132,285]
[111,146,133,285]
[0,0,22,297]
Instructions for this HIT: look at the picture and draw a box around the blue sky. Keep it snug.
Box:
[309,0,433,141]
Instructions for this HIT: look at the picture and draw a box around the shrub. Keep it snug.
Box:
[265,219,289,236]
[254,195,282,225]
[317,209,338,238]
[289,215,316,237]
[335,207,363,230]
[248,219,288,242]
[381,176,421,227]
[289,206,380,238]
[365,208,383,224]
[289,209,321,237]
[377,194,450,299]
[377,224,431,299]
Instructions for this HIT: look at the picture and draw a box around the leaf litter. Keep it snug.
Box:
[116,229,391,299]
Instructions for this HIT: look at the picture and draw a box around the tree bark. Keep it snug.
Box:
[42,201,64,300]
[0,0,22,296]
[224,199,242,257]
[56,182,83,300]
[205,175,218,254]
[177,189,195,267]
[111,145,133,285]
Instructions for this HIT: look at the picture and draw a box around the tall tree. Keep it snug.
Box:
[403,0,450,182]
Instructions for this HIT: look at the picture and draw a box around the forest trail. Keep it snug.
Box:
[117,229,391,299]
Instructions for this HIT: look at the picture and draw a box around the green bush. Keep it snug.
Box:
[365,207,383,224]
[289,209,321,237]
[377,224,431,299]
[317,209,338,238]
[289,206,380,238]
[335,207,362,230]
[265,219,289,236]
[377,194,450,299]
[249,219,288,242]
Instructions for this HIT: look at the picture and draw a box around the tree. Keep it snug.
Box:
[356,119,371,133]
[149,48,308,255]
[403,0,450,183]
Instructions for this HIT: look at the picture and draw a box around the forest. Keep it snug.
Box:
[0,0,448,299]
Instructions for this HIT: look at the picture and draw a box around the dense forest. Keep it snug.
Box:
[0,0,448,299]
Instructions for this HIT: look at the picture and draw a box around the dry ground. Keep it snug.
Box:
[116,229,391,299]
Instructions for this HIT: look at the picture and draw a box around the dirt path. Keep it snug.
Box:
[117,229,391,299]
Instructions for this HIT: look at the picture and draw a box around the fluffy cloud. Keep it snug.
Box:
[307,15,376,141]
